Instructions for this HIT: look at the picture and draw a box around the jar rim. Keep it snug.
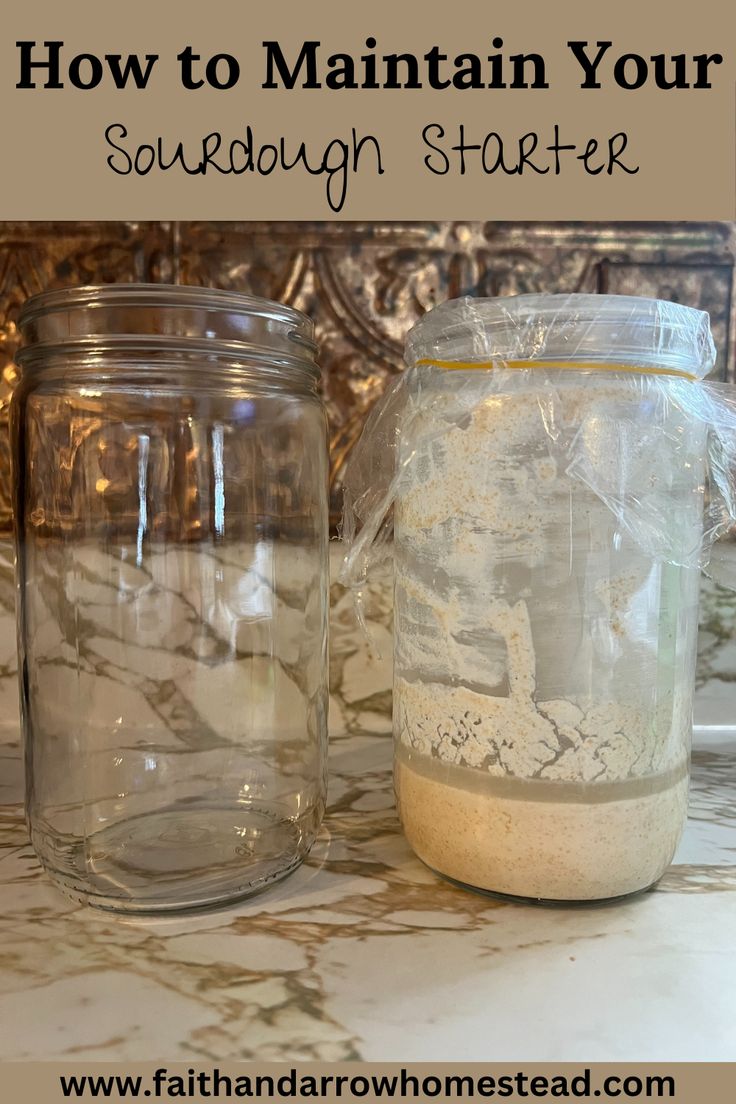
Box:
[18,283,311,330]
[16,283,319,383]
[406,293,717,379]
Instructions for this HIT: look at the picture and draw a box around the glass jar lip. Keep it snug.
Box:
[16,283,319,382]
[14,336,321,392]
[406,293,716,379]
[18,283,311,330]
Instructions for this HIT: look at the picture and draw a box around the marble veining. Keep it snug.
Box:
[0,547,735,1061]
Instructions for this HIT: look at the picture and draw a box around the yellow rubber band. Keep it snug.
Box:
[415,358,698,382]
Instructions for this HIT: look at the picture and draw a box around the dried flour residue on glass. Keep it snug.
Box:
[392,388,695,899]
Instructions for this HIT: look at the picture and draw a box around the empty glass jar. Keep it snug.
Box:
[12,285,329,912]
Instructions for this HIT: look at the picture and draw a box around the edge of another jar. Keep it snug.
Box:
[16,283,320,382]
[405,293,717,379]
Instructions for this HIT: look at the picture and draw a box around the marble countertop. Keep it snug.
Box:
[1,568,735,1063]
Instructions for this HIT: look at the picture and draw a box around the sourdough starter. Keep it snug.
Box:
[393,375,702,900]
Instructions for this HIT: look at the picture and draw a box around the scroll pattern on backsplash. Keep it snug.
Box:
[0,220,734,527]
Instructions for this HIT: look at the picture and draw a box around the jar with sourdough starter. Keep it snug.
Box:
[13,285,329,912]
[342,293,730,903]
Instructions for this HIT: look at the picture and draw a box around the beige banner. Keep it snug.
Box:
[1,0,734,219]
[2,1062,735,1103]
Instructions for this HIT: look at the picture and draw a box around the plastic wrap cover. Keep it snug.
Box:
[340,295,736,613]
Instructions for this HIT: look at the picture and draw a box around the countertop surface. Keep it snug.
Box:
[1,569,735,1063]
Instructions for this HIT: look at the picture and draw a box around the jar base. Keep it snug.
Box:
[32,803,314,913]
[395,751,687,903]
[427,864,660,908]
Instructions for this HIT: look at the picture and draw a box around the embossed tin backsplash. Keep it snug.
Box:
[1,220,735,529]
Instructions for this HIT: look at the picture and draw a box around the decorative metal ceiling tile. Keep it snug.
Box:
[1,221,733,530]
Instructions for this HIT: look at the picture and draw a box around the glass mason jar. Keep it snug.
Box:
[392,294,714,903]
[12,285,329,912]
